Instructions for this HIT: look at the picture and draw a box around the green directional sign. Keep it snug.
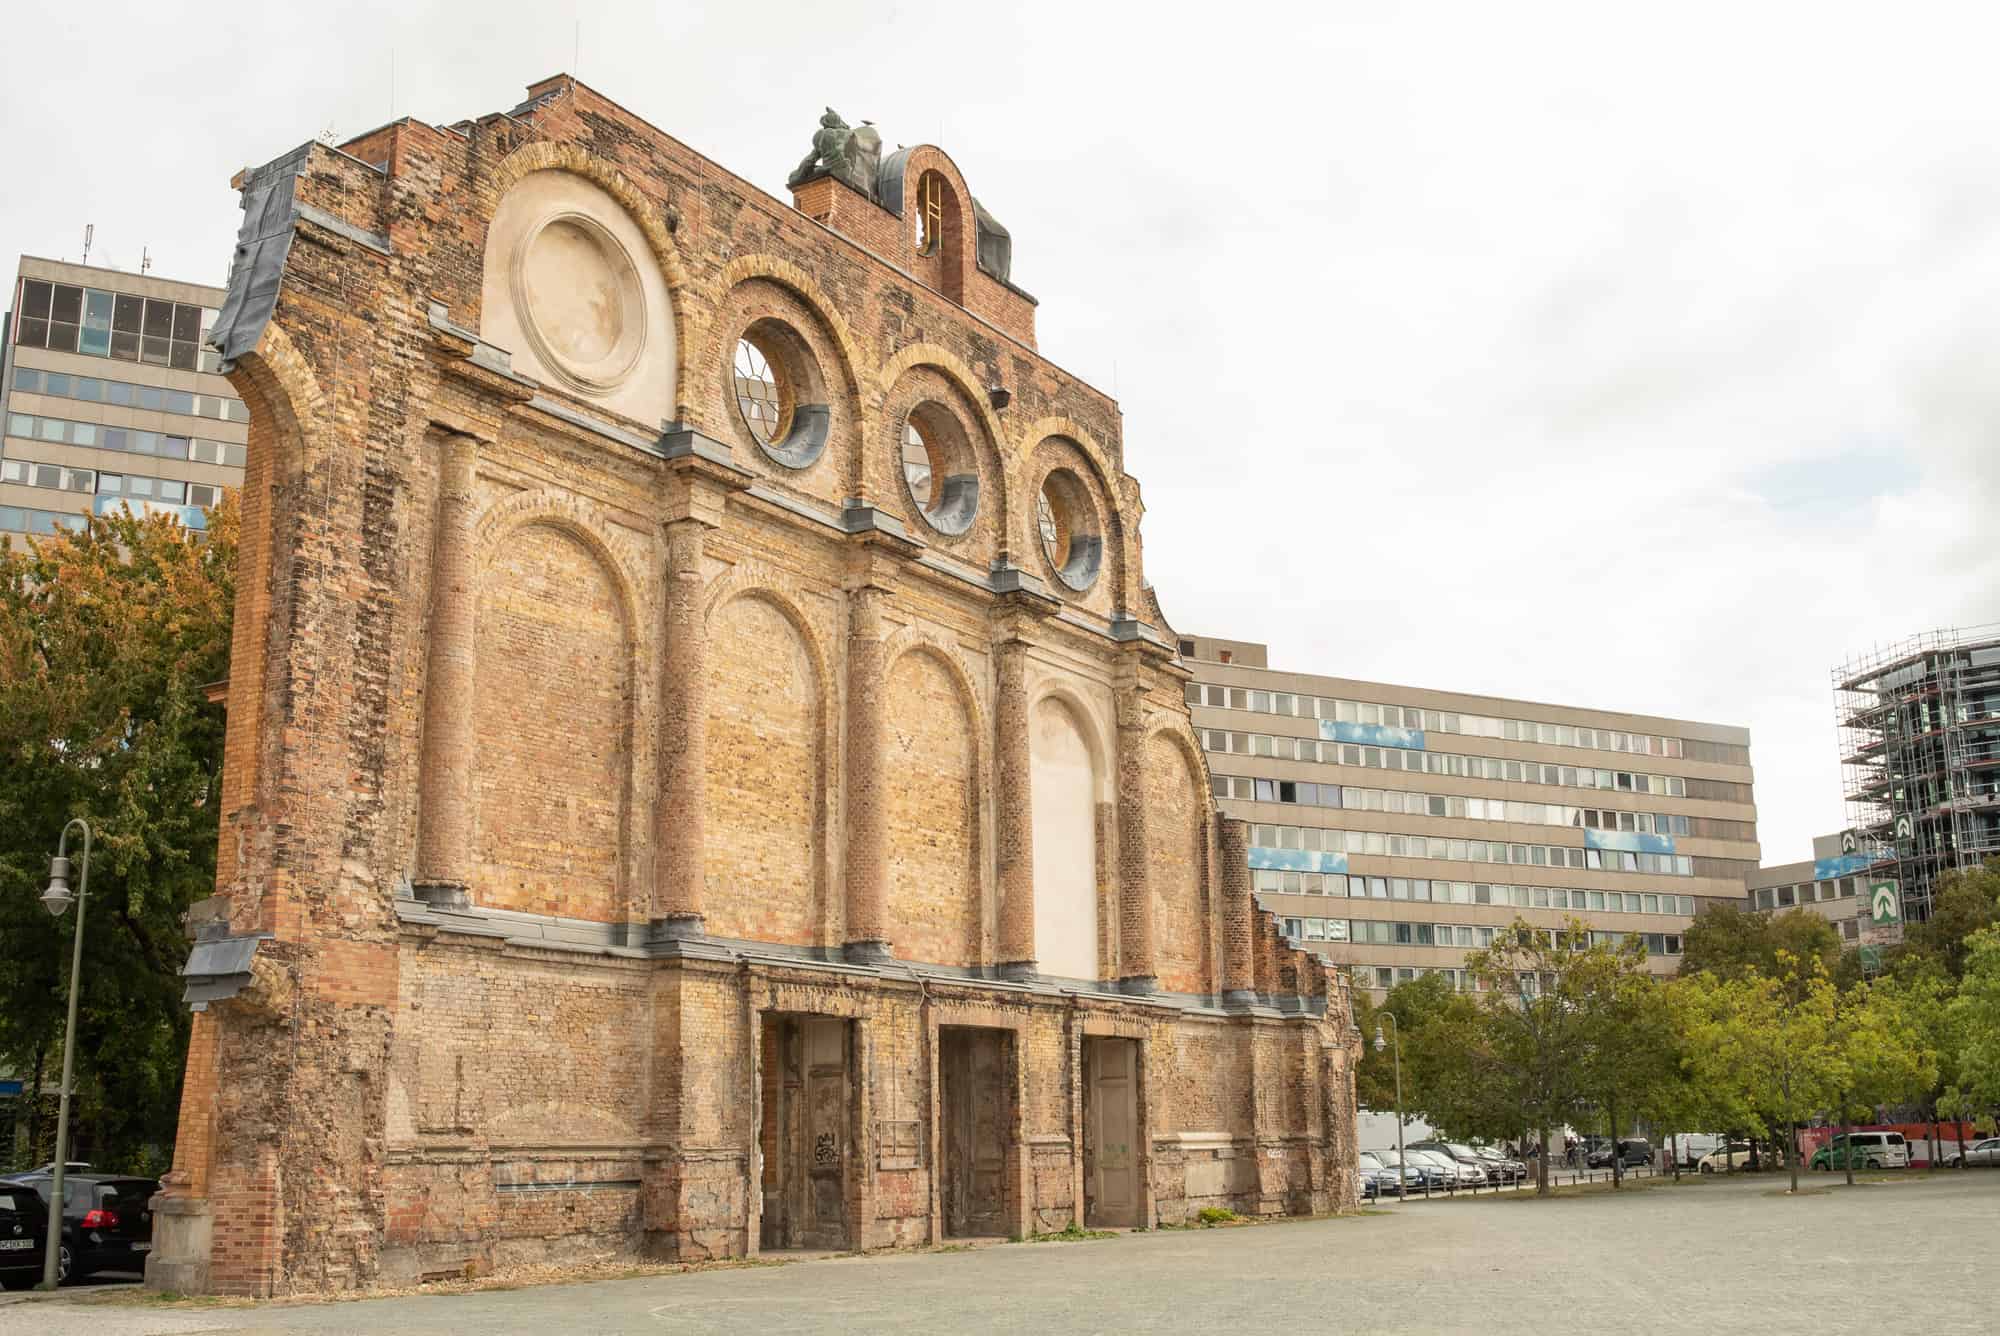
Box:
[1870,880,1902,927]
[1859,945,1884,973]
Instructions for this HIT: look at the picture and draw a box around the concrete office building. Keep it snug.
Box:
[2,256,247,540]
[1836,627,2000,920]
[1182,636,1761,998]
[1745,833,1870,945]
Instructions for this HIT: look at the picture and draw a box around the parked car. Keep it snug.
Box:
[4,1174,156,1282]
[1410,1141,1492,1185]
[1946,1137,2000,1168]
[0,1163,89,1185]
[1696,1143,1757,1174]
[1357,1150,1411,1197]
[1409,1146,1486,1187]
[1586,1139,1652,1170]
[1473,1146,1526,1183]
[1809,1132,1909,1172]
[1377,1149,1450,1192]
[0,1184,51,1290]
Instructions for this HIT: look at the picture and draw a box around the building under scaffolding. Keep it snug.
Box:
[1836,626,2000,920]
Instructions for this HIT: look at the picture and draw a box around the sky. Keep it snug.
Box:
[5,1,1998,863]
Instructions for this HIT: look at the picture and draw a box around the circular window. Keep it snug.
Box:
[514,212,646,394]
[727,320,828,470]
[898,404,977,536]
[734,335,789,446]
[1038,468,1102,592]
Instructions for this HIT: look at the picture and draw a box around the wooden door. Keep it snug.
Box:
[1086,1037,1139,1226]
[942,1029,1008,1236]
[801,1017,848,1249]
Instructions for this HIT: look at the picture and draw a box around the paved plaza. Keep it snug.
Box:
[4,1173,1989,1335]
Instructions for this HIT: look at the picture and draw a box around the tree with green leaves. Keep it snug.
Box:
[1829,975,1940,1184]
[1456,917,1653,1196]
[1672,950,1846,1193]
[0,499,235,1173]
[1945,925,2000,1128]
[1569,936,1678,1188]
[1680,903,1842,983]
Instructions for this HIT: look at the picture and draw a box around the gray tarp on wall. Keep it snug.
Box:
[209,142,311,372]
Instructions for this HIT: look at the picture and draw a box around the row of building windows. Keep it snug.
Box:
[1753,878,1858,911]
[1222,776,1748,841]
[1187,681,1751,766]
[1246,822,1710,876]
[10,367,247,424]
[0,458,223,508]
[1203,735,1751,805]
[1281,915,1687,958]
[5,411,245,466]
[12,278,220,373]
[1253,869,1698,916]
[0,505,85,536]
[1339,945,1688,993]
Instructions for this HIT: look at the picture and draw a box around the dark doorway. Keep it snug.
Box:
[758,1014,850,1250]
[939,1027,1008,1237]
[1082,1036,1140,1227]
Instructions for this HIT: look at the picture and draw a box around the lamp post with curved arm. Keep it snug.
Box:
[1374,1011,1404,1203]
[36,818,91,1291]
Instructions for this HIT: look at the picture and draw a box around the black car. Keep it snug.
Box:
[1586,1139,1652,1170]
[6,1174,156,1283]
[0,1184,50,1290]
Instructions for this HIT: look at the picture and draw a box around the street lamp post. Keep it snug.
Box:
[37,818,91,1291]
[1374,1014,1404,1201]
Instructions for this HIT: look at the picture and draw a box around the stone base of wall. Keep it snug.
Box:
[159,929,1355,1292]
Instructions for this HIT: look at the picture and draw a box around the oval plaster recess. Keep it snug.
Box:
[515,212,646,393]
[480,169,678,428]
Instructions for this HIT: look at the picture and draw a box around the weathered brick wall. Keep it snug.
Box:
[155,76,1358,1295]
[883,647,982,965]
[472,522,629,919]
[702,592,823,945]
[1146,734,1209,994]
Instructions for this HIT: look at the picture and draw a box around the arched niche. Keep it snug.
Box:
[1029,692,1104,981]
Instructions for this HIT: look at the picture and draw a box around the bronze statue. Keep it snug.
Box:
[787,107,882,197]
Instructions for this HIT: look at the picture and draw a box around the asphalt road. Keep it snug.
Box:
[3,1172,1990,1335]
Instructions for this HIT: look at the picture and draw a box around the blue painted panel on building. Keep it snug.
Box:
[1318,720,1426,751]
[1248,847,1349,875]
[1813,854,1872,881]
[1584,829,1675,855]
[0,1080,21,1097]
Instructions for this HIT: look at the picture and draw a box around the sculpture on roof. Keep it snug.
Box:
[787,107,883,197]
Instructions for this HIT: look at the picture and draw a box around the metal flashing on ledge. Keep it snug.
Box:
[989,562,1062,611]
[295,204,393,257]
[659,424,750,474]
[180,931,274,1012]
[838,500,917,542]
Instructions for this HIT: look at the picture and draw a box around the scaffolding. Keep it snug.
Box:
[1835,625,2000,920]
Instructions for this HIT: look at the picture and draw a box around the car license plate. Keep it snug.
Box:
[0,1240,32,1251]
[131,1242,151,1252]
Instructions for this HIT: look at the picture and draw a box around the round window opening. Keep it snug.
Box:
[729,322,828,470]
[515,212,646,394]
[1038,468,1102,592]
[899,405,978,536]
[734,336,789,446]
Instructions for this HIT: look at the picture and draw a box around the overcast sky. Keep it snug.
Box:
[6,1,1997,862]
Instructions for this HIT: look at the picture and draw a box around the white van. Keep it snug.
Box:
[1815,1131,1909,1170]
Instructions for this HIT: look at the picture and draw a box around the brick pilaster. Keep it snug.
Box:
[1221,817,1256,1004]
[655,520,709,931]
[1115,697,1157,992]
[994,634,1036,974]
[413,429,479,908]
[843,579,891,960]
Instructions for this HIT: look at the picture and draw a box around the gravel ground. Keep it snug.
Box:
[2,1172,1990,1335]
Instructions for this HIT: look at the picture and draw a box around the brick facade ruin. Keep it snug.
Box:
[149,77,1360,1296]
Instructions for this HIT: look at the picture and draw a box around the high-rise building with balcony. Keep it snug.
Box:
[2,256,246,541]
